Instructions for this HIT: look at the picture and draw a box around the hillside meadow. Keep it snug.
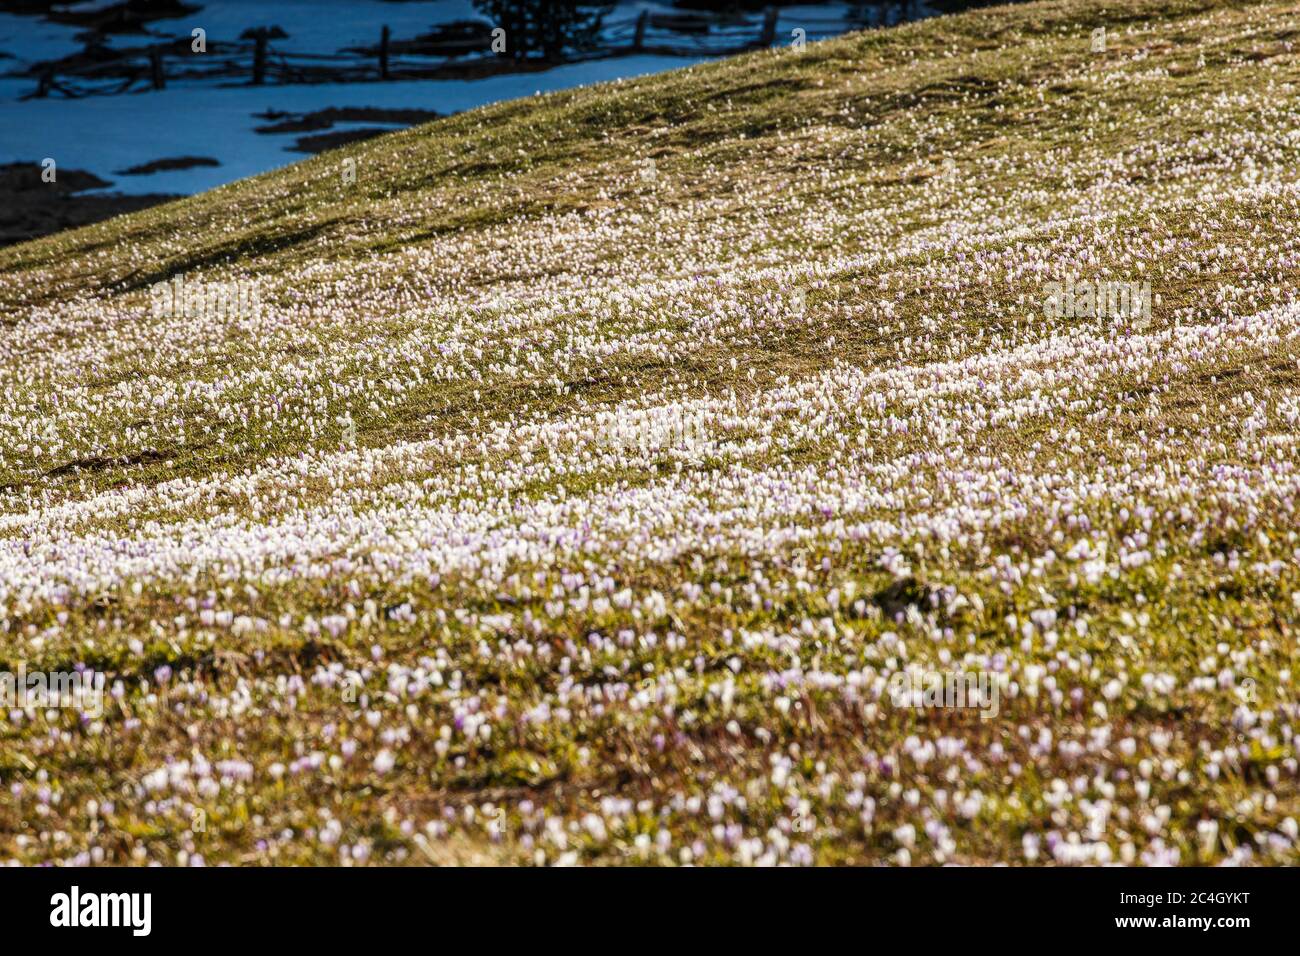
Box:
[1,0,1299,865]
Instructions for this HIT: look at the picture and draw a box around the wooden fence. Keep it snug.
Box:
[18,8,854,100]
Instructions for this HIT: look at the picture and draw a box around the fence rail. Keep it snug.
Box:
[14,7,855,99]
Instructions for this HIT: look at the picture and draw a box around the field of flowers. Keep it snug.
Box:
[2,0,1299,866]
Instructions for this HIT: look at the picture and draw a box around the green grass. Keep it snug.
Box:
[1,0,1299,866]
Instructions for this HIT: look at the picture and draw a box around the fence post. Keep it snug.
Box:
[252,29,267,84]
[380,25,390,79]
[633,10,648,52]
[149,50,166,90]
[760,7,778,47]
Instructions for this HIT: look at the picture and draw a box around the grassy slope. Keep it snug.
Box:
[1,0,1299,864]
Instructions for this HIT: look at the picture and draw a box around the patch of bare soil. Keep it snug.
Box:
[115,156,220,175]
[2,0,199,36]
[287,128,398,154]
[0,161,175,248]
[254,106,442,134]
[252,106,441,154]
